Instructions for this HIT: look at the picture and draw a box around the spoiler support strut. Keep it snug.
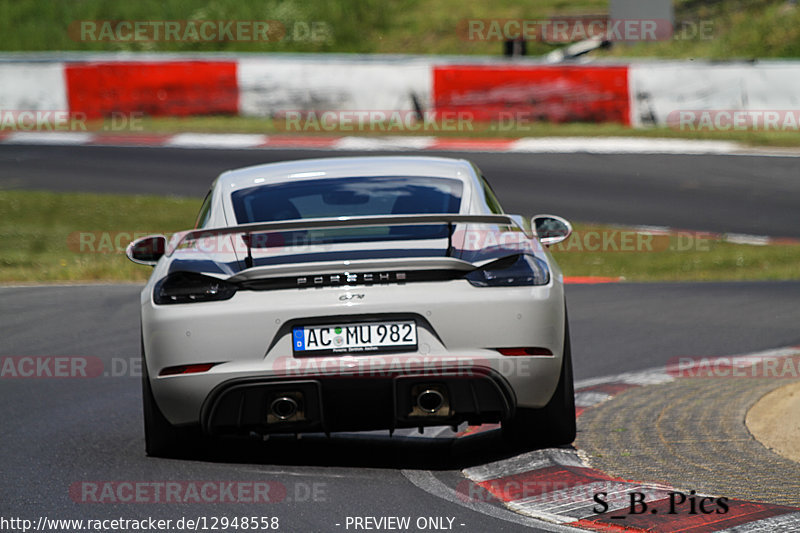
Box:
[245,233,254,269]
[446,222,453,257]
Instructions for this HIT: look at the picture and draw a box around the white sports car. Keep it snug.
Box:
[127,156,575,457]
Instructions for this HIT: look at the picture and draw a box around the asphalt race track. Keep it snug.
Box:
[2,144,800,532]
[2,145,800,237]
[3,282,800,532]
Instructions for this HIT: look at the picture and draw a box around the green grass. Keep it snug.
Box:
[0,190,198,282]
[605,0,800,60]
[2,0,800,59]
[551,226,800,282]
[2,190,799,283]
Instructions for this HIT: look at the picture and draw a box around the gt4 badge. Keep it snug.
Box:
[339,293,365,301]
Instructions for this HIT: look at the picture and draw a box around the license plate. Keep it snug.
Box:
[292,321,417,355]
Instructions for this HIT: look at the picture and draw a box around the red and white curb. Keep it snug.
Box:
[3,130,800,157]
[457,346,800,532]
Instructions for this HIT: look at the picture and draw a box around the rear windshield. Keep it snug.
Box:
[230,176,464,246]
[231,176,463,223]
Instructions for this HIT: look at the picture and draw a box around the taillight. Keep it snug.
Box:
[496,347,553,356]
[153,272,237,305]
[465,254,550,287]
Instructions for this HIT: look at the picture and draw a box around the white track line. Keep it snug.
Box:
[332,136,436,151]
[166,133,267,148]
[4,131,94,144]
[509,137,740,154]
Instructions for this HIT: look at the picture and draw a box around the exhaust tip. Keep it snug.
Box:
[416,389,445,414]
[270,396,299,420]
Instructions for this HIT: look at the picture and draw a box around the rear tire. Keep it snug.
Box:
[141,337,198,457]
[502,316,576,448]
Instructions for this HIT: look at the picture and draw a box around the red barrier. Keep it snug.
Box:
[433,65,630,124]
[65,61,238,119]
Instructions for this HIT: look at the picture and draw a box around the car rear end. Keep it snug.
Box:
[142,250,565,437]
[138,157,568,440]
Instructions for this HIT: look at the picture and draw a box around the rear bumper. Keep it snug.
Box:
[200,367,514,436]
[150,351,562,425]
[142,278,566,425]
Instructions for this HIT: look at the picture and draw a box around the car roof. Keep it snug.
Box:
[216,156,477,192]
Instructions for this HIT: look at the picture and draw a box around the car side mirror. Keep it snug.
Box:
[126,235,166,266]
[532,214,572,246]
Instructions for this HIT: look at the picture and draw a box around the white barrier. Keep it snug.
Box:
[629,62,800,127]
[237,57,433,117]
[0,63,68,112]
[2,54,800,131]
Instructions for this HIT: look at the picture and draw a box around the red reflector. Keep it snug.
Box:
[497,347,553,356]
[159,363,216,376]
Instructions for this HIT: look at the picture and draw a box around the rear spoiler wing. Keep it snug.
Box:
[167,214,527,265]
